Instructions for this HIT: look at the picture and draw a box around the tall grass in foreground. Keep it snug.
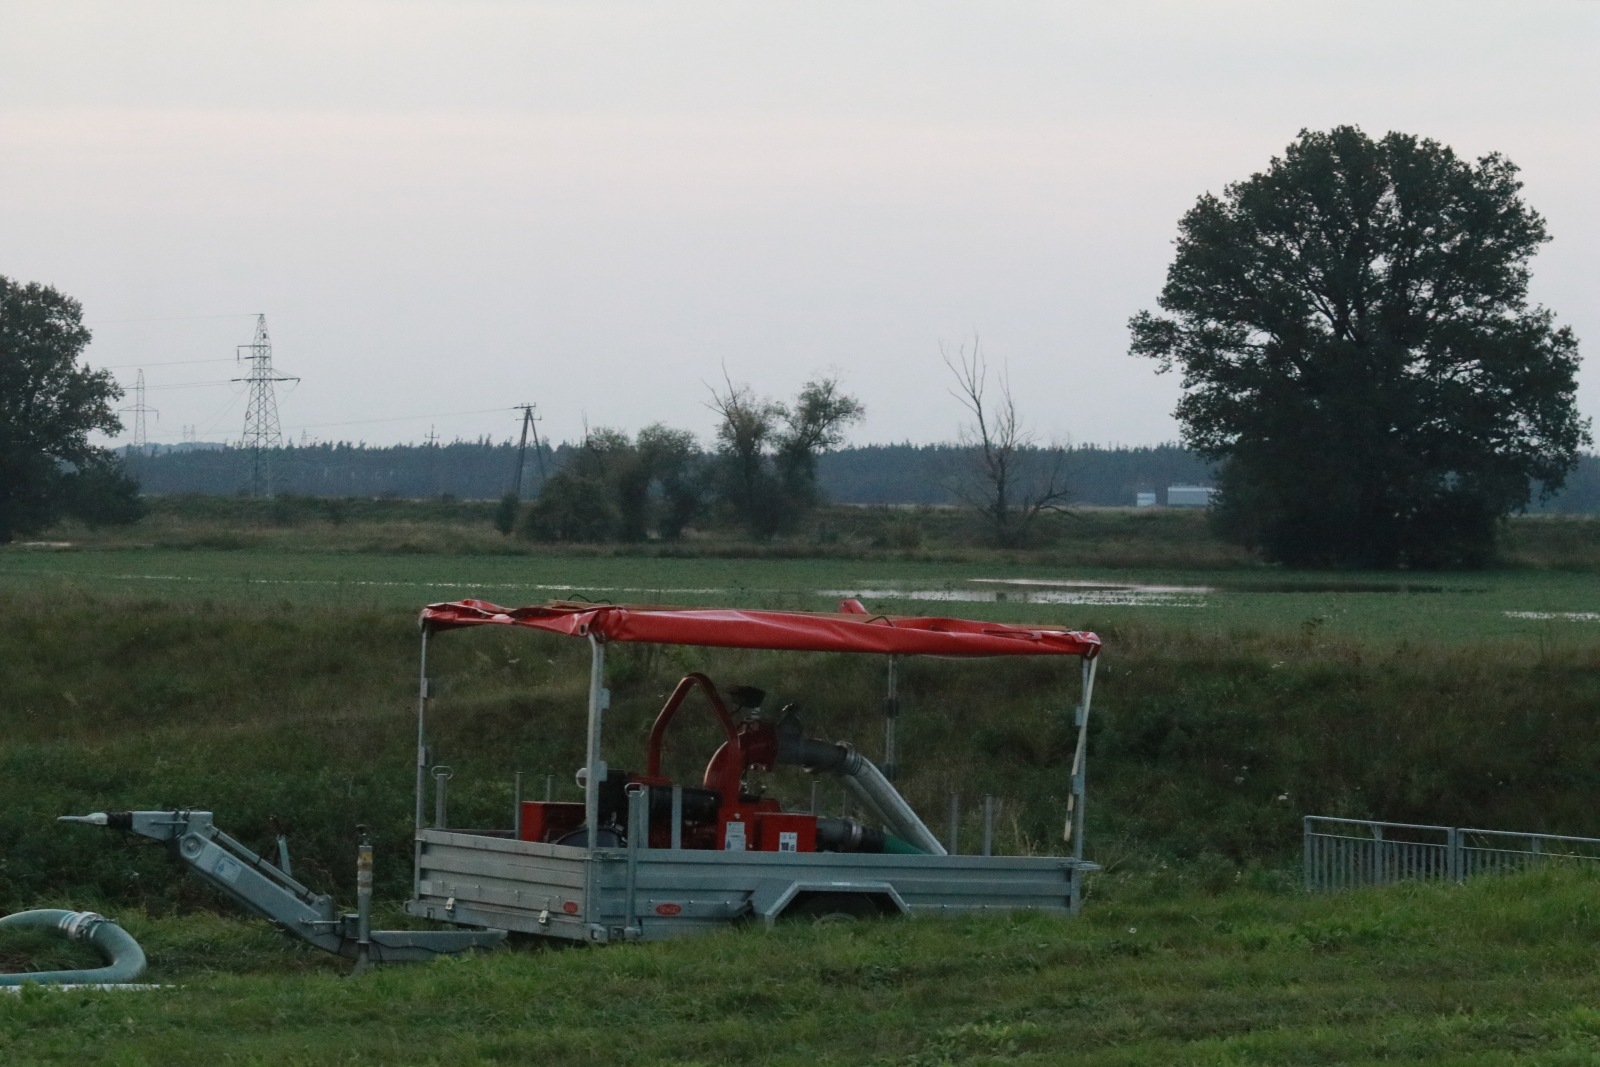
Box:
[4,868,1600,1064]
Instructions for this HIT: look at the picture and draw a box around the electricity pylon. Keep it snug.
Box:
[119,370,158,453]
[233,314,299,496]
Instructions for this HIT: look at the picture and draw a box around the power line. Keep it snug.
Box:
[99,357,238,370]
[287,406,515,432]
[140,389,247,441]
[93,313,260,325]
[140,379,242,391]
[136,403,519,442]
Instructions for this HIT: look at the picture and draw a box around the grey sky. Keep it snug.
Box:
[3,1,1595,450]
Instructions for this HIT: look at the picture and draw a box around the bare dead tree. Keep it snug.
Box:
[943,337,1070,547]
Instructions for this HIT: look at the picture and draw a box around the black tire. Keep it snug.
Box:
[782,893,883,924]
[553,826,624,848]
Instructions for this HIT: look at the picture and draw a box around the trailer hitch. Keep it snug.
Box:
[60,810,506,968]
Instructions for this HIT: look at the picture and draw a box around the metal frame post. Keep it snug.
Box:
[513,772,523,839]
[883,655,900,782]
[1066,657,1097,861]
[1303,815,1314,892]
[583,635,608,933]
[624,784,647,939]
[433,767,452,828]
[670,785,684,850]
[412,629,431,892]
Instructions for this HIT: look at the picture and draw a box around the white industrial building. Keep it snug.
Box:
[1166,485,1216,507]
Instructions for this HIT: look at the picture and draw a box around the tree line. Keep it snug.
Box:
[117,439,1600,517]
[121,439,1213,505]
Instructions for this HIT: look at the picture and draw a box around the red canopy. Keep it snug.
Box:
[420,600,1100,659]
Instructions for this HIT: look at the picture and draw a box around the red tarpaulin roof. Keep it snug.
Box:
[420,600,1101,659]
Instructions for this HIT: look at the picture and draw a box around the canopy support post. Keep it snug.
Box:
[413,627,431,893]
[1064,656,1097,861]
[583,634,608,933]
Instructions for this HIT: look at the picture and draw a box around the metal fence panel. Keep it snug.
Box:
[1305,817,1600,892]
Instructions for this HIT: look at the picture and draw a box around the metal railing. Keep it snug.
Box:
[1304,816,1600,892]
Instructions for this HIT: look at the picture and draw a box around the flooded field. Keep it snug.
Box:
[83,570,1498,612]
[2,545,1595,647]
[823,579,1209,608]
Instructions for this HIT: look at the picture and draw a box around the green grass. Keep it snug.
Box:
[5,869,1600,1064]
[1,551,1598,902]
[3,525,1599,1062]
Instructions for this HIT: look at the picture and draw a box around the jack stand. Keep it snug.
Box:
[348,826,374,977]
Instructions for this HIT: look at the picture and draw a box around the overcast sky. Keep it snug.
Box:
[3,1,1596,450]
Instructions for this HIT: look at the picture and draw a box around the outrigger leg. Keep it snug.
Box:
[59,811,506,967]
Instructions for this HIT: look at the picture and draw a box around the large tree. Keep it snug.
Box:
[520,423,702,543]
[0,277,140,542]
[1130,127,1589,567]
[708,375,863,538]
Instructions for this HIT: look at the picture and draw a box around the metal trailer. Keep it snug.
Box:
[404,601,1102,944]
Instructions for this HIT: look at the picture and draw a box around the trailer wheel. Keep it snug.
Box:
[782,893,883,924]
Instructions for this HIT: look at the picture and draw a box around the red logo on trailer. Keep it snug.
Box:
[562,900,580,915]
[654,903,683,916]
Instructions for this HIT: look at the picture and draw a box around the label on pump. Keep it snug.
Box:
[778,831,799,852]
[724,819,747,851]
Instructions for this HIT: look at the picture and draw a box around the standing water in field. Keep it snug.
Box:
[821,579,1211,608]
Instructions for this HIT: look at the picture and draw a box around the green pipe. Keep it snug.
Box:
[882,832,926,855]
[0,909,148,986]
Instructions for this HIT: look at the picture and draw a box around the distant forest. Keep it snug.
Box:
[121,440,1600,513]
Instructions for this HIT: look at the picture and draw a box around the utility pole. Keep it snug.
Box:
[233,314,299,497]
[425,425,440,497]
[511,403,547,498]
[119,369,158,454]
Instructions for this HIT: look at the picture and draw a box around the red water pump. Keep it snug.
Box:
[519,673,893,854]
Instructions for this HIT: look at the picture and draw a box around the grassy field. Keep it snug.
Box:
[39,493,1600,569]
[5,870,1600,1064]
[3,538,1598,645]
[2,514,1599,1062]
